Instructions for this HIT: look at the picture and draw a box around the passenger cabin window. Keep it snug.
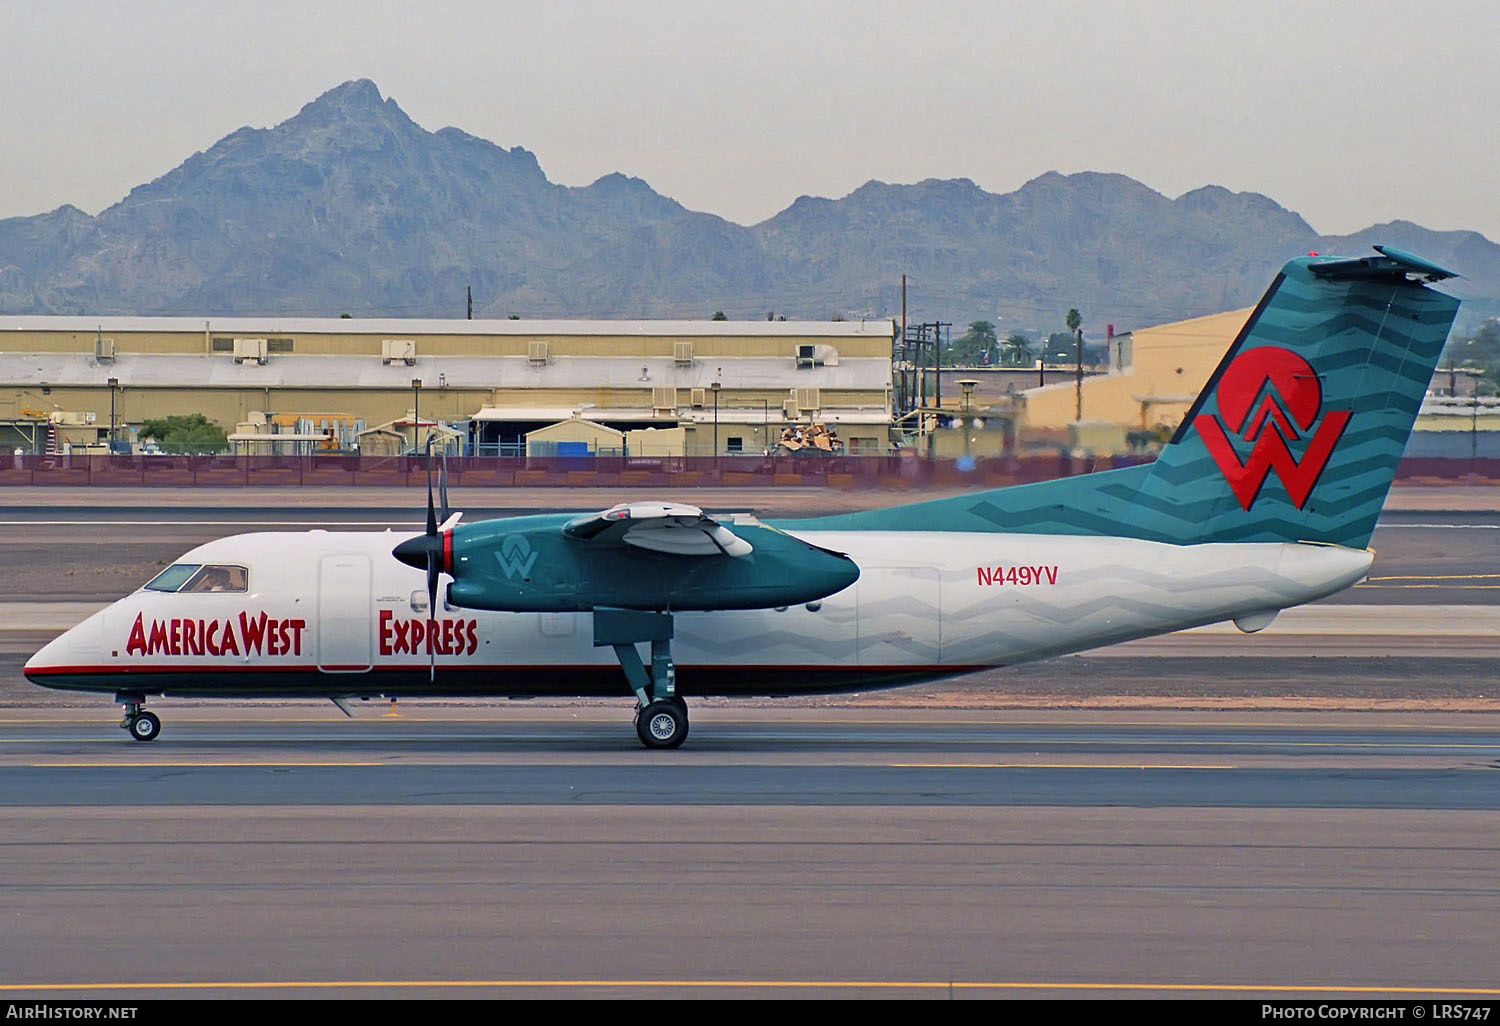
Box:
[145,564,248,593]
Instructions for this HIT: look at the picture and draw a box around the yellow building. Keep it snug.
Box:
[0,316,895,456]
[1016,308,1253,436]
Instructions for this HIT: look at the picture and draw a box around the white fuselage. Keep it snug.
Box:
[26,528,1373,697]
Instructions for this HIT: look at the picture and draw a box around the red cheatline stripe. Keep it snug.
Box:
[24,663,991,675]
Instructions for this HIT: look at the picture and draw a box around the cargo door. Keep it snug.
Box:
[317,553,373,672]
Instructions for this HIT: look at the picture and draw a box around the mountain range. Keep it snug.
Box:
[3,79,1497,333]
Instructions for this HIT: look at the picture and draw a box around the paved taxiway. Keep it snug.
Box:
[1,489,1496,998]
[0,708,1497,999]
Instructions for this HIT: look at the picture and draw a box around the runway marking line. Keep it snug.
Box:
[1357,584,1500,590]
[1,979,1497,995]
[889,763,1236,770]
[26,761,387,768]
[1367,573,1500,581]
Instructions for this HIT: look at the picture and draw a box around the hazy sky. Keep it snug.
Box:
[4,0,1498,239]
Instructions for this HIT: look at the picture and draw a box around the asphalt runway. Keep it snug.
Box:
[1,491,1497,999]
[0,708,1497,999]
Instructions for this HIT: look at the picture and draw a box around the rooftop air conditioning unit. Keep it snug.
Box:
[382,339,417,365]
[528,341,549,365]
[652,387,678,413]
[232,338,269,365]
[674,341,694,365]
[782,398,800,419]
[95,337,116,362]
[795,387,820,412]
[690,388,706,409]
[795,344,817,368]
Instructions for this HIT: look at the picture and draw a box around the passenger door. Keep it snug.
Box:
[317,554,373,672]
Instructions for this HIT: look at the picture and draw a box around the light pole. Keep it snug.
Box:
[959,379,979,469]
[411,378,422,454]
[711,380,721,463]
[107,377,118,453]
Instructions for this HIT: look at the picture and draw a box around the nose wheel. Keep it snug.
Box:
[118,695,161,742]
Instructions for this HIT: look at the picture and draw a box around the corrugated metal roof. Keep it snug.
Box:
[0,315,895,338]
[0,353,893,390]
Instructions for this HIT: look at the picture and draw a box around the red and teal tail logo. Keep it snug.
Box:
[1194,346,1352,511]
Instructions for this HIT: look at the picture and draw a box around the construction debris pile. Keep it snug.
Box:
[777,421,843,455]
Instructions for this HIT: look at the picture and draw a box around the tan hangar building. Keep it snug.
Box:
[1014,308,1253,438]
[0,316,896,456]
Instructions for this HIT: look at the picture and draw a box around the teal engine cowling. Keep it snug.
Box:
[398,512,859,613]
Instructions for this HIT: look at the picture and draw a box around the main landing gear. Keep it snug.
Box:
[595,608,688,749]
[635,696,688,749]
[117,693,161,742]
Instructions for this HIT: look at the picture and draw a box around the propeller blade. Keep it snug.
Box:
[427,547,439,682]
[439,443,451,524]
[424,434,437,537]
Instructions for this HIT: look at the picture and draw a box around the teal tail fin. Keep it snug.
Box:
[785,247,1460,549]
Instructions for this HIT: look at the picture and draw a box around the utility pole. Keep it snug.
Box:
[935,322,943,415]
[901,274,909,428]
[466,286,473,320]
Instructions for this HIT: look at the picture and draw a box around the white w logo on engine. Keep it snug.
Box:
[495,535,539,580]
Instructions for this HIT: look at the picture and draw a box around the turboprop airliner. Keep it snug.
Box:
[25,246,1461,748]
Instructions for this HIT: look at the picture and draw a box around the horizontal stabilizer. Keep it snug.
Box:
[1308,245,1457,283]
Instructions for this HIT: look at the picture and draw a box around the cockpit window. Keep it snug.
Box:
[144,564,248,594]
[144,564,202,592]
[181,565,249,593]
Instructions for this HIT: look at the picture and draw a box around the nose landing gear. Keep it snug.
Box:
[117,693,161,742]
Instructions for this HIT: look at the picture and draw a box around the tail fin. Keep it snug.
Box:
[1133,247,1459,547]
[785,248,1459,549]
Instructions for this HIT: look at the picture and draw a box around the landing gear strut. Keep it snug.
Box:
[596,608,688,749]
[117,693,161,742]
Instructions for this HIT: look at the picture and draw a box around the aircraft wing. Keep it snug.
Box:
[561,502,754,557]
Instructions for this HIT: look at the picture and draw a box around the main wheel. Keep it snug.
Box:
[635,699,688,749]
[128,711,161,742]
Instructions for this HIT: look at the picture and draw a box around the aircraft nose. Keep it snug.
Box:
[24,612,101,687]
